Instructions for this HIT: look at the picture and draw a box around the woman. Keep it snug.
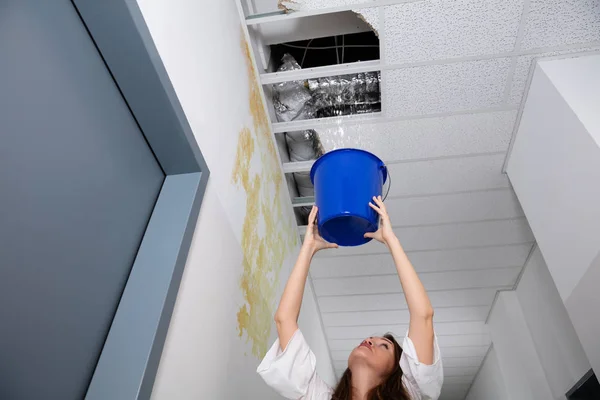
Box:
[257,196,443,399]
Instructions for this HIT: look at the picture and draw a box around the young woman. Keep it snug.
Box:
[257,196,443,399]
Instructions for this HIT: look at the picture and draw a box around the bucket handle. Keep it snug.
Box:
[380,164,391,202]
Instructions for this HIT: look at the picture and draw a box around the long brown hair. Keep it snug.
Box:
[331,334,410,400]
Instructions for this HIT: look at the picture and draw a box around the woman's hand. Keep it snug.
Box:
[303,206,338,255]
[364,195,397,245]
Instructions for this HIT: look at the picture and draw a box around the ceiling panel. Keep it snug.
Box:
[385,189,524,227]
[314,268,519,296]
[331,345,488,364]
[509,48,600,104]
[326,321,490,339]
[445,366,480,377]
[316,111,517,162]
[311,244,533,277]
[322,306,490,327]
[443,356,485,368]
[440,383,471,398]
[317,288,498,312]
[384,154,510,197]
[355,7,380,32]
[438,334,491,347]
[521,0,600,50]
[384,58,511,116]
[314,219,534,256]
[442,346,489,358]
[329,334,490,351]
[444,375,475,386]
[384,0,522,63]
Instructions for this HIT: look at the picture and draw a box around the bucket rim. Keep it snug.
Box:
[309,148,387,184]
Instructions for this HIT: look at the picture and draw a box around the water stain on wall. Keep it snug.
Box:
[233,30,297,359]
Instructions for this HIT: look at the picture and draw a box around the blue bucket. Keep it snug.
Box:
[310,149,387,247]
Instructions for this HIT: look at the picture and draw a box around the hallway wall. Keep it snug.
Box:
[133,0,336,398]
[507,54,600,376]
[466,248,590,399]
[516,247,591,398]
[465,347,508,400]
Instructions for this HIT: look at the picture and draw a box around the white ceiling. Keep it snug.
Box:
[245,0,600,398]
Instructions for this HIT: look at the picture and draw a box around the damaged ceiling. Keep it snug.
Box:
[243,0,600,399]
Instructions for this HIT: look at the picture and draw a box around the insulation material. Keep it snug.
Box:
[278,0,379,35]
[272,54,314,122]
[272,54,323,218]
[308,71,381,118]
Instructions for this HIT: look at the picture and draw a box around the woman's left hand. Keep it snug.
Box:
[364,195,397,245]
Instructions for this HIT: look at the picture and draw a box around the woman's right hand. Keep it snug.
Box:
[303,206,338,254]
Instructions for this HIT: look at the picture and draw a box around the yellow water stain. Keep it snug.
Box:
[233,30,298,358]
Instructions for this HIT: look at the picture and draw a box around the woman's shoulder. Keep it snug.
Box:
[400,333,444,399]
[257,329,333,400]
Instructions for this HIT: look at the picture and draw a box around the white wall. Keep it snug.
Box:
[465,347,508,400]
[540,55,600,143]
[507,55,600,302]
[487,291,554,400]
[466,248,592,400]
[133,0,335,398]
[516,247,591,399]
[564,250,600,377]
[506,54,600,378]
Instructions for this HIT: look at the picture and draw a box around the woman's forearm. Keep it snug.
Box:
[274,244,314,350]
[386,236,434,319]
[387,235,435,364]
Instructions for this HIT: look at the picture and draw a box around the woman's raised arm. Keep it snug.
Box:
[274,206,338,350]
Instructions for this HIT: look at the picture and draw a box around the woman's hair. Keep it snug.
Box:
[331,333,410,400]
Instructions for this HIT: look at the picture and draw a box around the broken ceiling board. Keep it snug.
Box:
[279,0,380,34]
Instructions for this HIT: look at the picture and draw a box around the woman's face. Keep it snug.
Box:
[348,336,396,377]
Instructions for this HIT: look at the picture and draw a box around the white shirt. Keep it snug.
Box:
[257,329,443,399]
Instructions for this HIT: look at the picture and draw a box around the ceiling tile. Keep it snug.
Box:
[311,244,532,277]
[314,219,534,255]
[322,306,489,326]
[438,334,491,347]
[521,0,600,50]
[444,366,480,377]
[329,334,489,351]
[442,346,489,358]
[384,154,510,197]
[440,382,471,397]
[384,58,511,116]
[385,189,524,227]
[444,356,485,368]
[331,344,487,362]
[314,268,519,296]
[354,7,379,33]
[384,0,522,63]
[326,321,489,339]
[386,219,534,251]
[317,111,517,161]
[509,48,600,105]
[444,375,476,386]
[317,288,498,312]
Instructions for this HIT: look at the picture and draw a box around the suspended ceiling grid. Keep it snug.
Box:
[243,1,600,399]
